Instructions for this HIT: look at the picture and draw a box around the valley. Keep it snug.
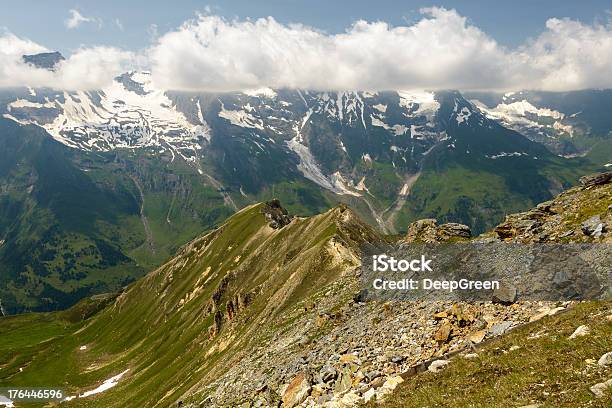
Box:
[1,68,609,313]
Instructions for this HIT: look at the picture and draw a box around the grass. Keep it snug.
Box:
[379,301,612,407]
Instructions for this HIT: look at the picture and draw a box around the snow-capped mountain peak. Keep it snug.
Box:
[4,71,210,162]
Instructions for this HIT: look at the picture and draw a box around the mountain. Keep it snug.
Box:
[2,72,599,230]
[467,90,612,158]
[22,51,65,70]
[0,63,608,312]
[0,118,234,314]
[0,174,609,407]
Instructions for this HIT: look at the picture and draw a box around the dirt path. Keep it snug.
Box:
[361,196,391,235]
[197,166,238,211]
[381,171,421,232]
[131,176,156,255]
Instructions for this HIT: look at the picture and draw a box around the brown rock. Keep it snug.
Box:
[405,219,471,243]
[467,330,486,344]
[282,372,311,408]
[434,321,452,343]
[438,223,471,240]
[433,311,448,320]
[405,219,439,243]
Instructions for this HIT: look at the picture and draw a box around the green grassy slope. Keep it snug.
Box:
[0,202,381,407]
[379,301,612,407]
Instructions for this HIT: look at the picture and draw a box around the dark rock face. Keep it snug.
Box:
[261,199,292,229]
[22,51,65,70]
[115,72,148,95]
[580,172,612,188]
[405,219,472,243]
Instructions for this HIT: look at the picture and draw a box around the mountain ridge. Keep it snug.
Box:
[0,173,609,406]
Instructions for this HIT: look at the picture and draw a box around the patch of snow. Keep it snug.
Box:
[79,345,87,351]
[355,176,369,192]
[0,395,14,407]
[287,110,360,197]
[8,99,56,110]
[330,172,361,196]
[373,104,387,113]
[485,151,528,159]
[6,72,210,162]
[455,106,472,125]
[473,99,573,137]
[80,369,129,398]
[398,91,440,120]
[362,153,372,163]
[392,124,408,136]
[218,102,264,130]
[552,120,573,135]
[361,91,378,98]
[370,115,390,130]
[242,87,277,98]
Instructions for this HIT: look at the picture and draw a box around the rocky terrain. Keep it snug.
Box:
[197,174,610,407]
[0,173,609,408]
[491,171,611,243]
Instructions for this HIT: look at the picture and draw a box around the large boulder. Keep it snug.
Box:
[405,219,471,243]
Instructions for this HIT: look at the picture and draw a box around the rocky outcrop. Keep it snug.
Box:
[492,172,611,243]
[579,172,612,187]
[405,219,471,243]
[261,199,292,229]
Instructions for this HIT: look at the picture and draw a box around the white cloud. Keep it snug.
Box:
[65,9,98,29]
[0,30,47,55]
[517,18,612,91]
[0,32,135,89]
[148,8,612,92]
[1,8,612,92]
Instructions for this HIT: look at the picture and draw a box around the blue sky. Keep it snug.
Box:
[1,0,611,53]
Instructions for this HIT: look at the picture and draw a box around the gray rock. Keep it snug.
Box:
[598,352,612,367]
[581,215,602,236]
[365,370,381,382]
[592,222,605,238]
[579,172,612,187]
[590,378,612,398]
[492,285,517,305]
[320,365,337,383]
[428,359,450,373]
[489,321,514,336]
[438,223,472,239]
[569,325,590,339]
[363,388,376,403]
[261,199,292,229]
